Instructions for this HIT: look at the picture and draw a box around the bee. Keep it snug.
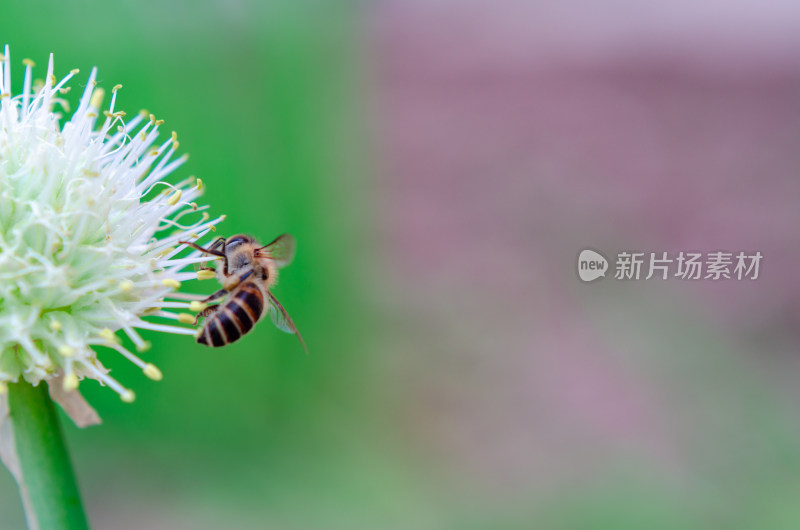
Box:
[179,233,308,353]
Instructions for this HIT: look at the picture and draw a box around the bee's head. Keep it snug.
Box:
[220,234,256,258]
[223,234,258,274]
[224,234,254,254]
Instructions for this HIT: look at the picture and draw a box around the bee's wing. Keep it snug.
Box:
[257,233,296,268]
[266,289,308,354]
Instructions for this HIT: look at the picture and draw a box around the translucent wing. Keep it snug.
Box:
[257,233,296,268]
[266,290,308,354]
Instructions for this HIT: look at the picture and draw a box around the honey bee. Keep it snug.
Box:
[179,233,308,352]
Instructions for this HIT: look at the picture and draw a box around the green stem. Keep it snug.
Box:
[7,382,89,530]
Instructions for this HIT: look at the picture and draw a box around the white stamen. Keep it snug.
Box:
[0,47,225,401]
[132,321,198,336]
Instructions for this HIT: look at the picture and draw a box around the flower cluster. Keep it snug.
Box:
[0,46,222,402]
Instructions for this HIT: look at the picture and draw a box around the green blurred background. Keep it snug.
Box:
[4,1,800,529]
[0,2,405,528]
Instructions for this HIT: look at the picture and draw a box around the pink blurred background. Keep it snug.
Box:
[368,1,800,524]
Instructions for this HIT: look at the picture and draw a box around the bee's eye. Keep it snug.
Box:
[225,237,246,250]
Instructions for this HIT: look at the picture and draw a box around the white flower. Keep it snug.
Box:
[0,46,224,402]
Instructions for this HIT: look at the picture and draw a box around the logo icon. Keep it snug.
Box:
[578,249,608,282]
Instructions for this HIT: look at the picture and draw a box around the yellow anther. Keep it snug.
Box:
[140,131,147,141]
[177,313,196,324]
[149,113,156,124]
[157,247,175,258]
[196,270,216,281]
[143,363,163,381]
[90,79,97,87]
[200,212,210,222]
[188,232,200,238]
[113,111,126,118]
[49,319,62,332]
[155,119,164,126]
[58,345,75,357]
[0,383,7,395]
[0,54,5,62]
[119,280,134,292]
[99,328,117,342]
[136,341,152,353]
[172,131,178,143]
[117,125,124,133]
[49,74,56,85]
[190,202,198,210]
[120,390,136,403]
[63,373,79,391]
[150,149,159,156]
[167,190,182,205]
[195,178,204,190]
[70,68,80,75]
[59,87,71,94]
[22,58,35,67]
[189,301,208,312]
[209,225,216,232]
[86,112,97,119]
[89,88,105,109]
[112,84,122,92]
[173,141,179,151]
[161,278,181,289]
[139,108,149,117]
[103,110,114,119]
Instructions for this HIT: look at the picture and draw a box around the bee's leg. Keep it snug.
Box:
[179,238,230,276]
[194,304,220,325]
[223,268,254,291]
[194,290,228,324]
[200,288,229,304]
[220,238,230,276]
[207,237,226,252]
[179,240,226,256]
[198,237,225,271]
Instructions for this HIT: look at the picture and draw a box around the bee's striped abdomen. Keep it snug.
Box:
[197,281,264,347]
